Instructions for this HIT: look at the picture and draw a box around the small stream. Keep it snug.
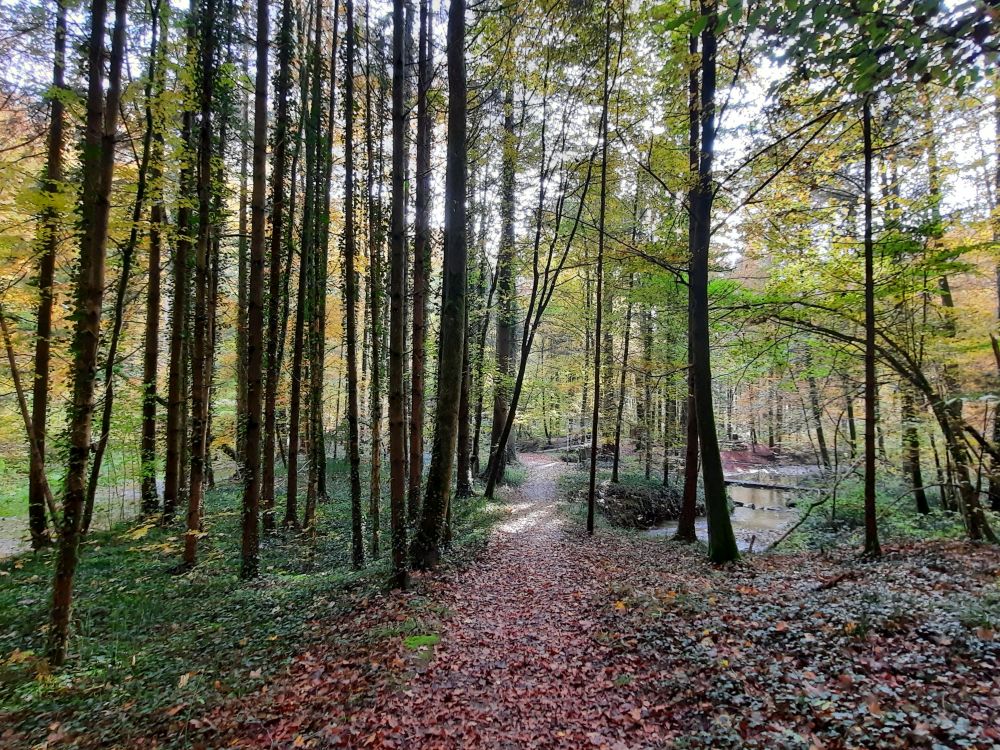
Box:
[648,467,815,551]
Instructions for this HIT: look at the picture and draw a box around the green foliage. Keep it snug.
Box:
[0,460,503,746]
[790,475,972,549]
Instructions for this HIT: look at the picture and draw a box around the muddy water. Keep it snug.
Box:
[648,468,812,551]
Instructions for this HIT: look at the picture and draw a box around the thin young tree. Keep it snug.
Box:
[141,0,169,515]
[28,0,68,548]
[262,0,295,531]
[586,4,614,535]
[185,0,220,567]
[408,0,432,522]
[164,10,198,525]
[48,0,128,666]
[344,0,365,568]
[85,0,165,532]
[286,0,322,530]
[241,0,271,579]
[364,0,383,555]
[861,94,881,557]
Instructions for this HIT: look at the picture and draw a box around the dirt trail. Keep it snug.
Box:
[349,453,666,748]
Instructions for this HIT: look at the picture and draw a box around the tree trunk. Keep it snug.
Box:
[690,0,737,563]
[241,0,270,579]
[28,0,68,548]
[586,4,613,535]
[344,0,365,568]
[184,0,219,568]
[164,18,197,525]
[388,0,409,588]
[611,275,634,483]
[48,0,128,666]
[85,1,164,531]
[411,0,465,570]
[262,0,295,532]
[408,0,432,523]
[677,343,699,542]
[861,94,882,557]
[142,1,169,515]
[456,300,473,497]
[488,83,517,479]
[805,355,830,471]
[642,305,653,480]
[901,384,930,514]
[365,0,382,555]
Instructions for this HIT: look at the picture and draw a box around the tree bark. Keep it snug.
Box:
[901,384,930,514]
[411,0,466,569]
[611,275,634,483]
[241,0,270,579]
[141,0,168,515]
[85,1,164,531]
[344,0,365,568]
[862,94,882,557]
[408,0,432,523]
[185,0,219,568]
[489,83,517,478]
[364,0,382,554]
[388,0,409,588]
[48,0,128,666]
[28,0,68,548]
[262,0,295,532]
[690,0,738,563]
[587,4,613,535]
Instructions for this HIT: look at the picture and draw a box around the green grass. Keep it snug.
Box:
[0,459,503,748]
[402,634,440,649]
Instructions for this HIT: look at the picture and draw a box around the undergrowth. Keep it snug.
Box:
[0,459,502,748]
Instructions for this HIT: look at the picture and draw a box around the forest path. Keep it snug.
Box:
[352,452,665,749]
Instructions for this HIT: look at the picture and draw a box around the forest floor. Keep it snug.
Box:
[200,454,1000,750]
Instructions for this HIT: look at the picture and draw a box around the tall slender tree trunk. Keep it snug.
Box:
[388,0,409,589]
[586,4,613,536]
[611,275,634,483]
[312,0,340,509]
[235,40,250,474]
[29,0,68,548]
[456,300,473,497]
[489,83,517,478]
[164,14,197,525]
[48,0,128,666]
[862,94,882,557]
[642,305,653,479]
[141,1,169,515]
[408,0,432,522]
[690,0,737,563]
[241,0,270,579]
[185,0,219,567]
[364,0,382,555]
[344,0,365,568]
[675,12,700,544]
[85,0,165,531]
[288,0,322,530]
[990,79,1000,511]
[411,0,466,570]
[262,0,295,531]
